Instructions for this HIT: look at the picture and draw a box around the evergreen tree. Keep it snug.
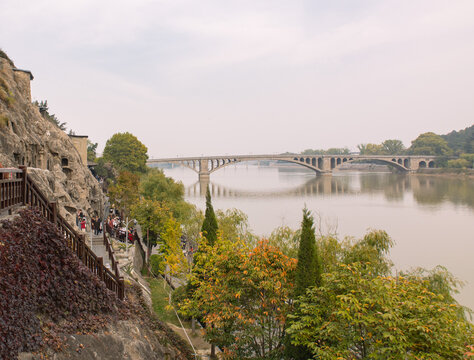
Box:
[201,186,218,246]
[285,208,322,360]
[295,208,322,297]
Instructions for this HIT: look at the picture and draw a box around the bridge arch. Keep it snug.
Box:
[336,157,410,171]
[172,161,200,174]
[207,157,325,174]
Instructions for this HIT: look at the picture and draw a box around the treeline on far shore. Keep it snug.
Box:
[285,125,474,169]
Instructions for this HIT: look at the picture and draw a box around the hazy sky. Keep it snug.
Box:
[1,0,473,157]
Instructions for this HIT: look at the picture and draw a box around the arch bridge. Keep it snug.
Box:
[147,154,437,180]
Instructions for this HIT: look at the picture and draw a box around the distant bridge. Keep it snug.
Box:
[147,154,437,180]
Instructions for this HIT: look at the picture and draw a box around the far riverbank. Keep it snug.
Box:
[415,168,474,178]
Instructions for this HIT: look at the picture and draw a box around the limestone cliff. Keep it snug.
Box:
[0,55,104,222]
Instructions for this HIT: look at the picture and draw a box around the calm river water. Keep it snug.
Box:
[163,164,474,310]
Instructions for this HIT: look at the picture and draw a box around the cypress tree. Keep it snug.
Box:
[295,207,322,297]
[201,186,218,246]
[285,208,322,359]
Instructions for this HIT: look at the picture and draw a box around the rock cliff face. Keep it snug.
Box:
[0,55,104,222]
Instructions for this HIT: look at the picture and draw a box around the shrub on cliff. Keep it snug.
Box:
[0,48,14,67]
[0,209,119,359]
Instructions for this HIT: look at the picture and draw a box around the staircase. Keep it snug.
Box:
[0,167,124,299]
[88,234,112,269]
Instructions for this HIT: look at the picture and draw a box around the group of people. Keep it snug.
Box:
[105,213,138,244]
[75,210,102,235]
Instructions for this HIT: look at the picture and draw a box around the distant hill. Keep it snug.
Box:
[441,125,474,154]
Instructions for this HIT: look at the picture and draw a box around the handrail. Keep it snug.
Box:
[0,166,124,299]
[0,168,22,173]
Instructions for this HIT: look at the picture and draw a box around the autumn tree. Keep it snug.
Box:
[180,239,297,359]
[102,132,148,174]
[161,217,188,282]
[201,187,218,246]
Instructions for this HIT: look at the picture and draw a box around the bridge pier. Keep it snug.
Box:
[199,172,210,181]
[199,172,210,196]
[147,155,438,180]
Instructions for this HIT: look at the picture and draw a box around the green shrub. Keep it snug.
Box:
[0,114,8,128]
[0,78,14,107]
[170,284,188,310]
[447,158,470,168]
[149,253,165,275]
[460,153,474,168]
[0,48,15,67]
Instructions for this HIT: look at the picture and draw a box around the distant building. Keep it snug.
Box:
[68,135,88,166]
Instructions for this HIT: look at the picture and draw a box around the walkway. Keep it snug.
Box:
[81,231,112,269]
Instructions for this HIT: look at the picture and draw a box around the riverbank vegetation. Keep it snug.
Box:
[287,125,474,170]
[176,202,473,359]
[92,131,473,358]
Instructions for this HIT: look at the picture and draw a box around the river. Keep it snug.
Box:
[162,164,474,311]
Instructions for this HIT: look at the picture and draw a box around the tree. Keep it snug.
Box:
[295,208,322,297]
[342,229,394,276]
[408,132,453,156]
[441,125,474,154]
[201,187,218,246]
[357,143,384,155]
[325,147,350,155]
[285,208,322,360]
[161,217,188,281]
[301,148,350,155]
[287,262,472,359]
[140,169,192,222]
[181,239,297,359]
[87,140,98,162]
[34,100,67,131]
[131,199,170,255]
[181,206,204,245]
[94,157,118,183]
[216,208,256,246]
[107,171,140,217]
[268,225,300,259]
[381,139,405,155]
[102,132,148,174]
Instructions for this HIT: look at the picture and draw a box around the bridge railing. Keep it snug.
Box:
[0,166,124,300]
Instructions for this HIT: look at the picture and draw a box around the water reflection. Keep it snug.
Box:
[186,172,474,209]
[187,176,351,198]
[412,176,474,208]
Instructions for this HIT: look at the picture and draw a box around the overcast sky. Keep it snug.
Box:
[1,0,473,157]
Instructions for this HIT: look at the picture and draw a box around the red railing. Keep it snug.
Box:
[0,166,124,300]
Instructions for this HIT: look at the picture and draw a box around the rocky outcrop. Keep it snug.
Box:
[19,320,185,360]
[0,56,104,222]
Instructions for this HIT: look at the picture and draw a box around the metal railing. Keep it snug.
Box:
[0,166,124,299]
